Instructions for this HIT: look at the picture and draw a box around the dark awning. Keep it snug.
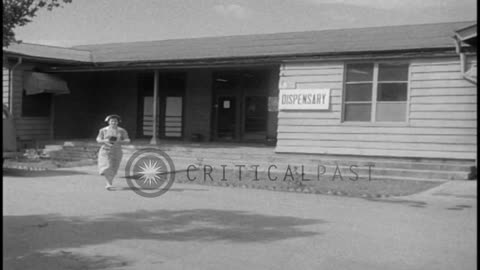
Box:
[23,72,70,95]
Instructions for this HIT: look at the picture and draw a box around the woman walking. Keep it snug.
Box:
[96,114,130,190]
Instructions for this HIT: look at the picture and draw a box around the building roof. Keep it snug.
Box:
[454,23,477,47]
[4,43,92,63]
[4,21,475,65]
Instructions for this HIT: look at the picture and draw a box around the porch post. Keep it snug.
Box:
[50,94,55,140]
[150,70,159,144]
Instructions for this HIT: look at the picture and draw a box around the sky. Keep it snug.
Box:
[13,0,477,47]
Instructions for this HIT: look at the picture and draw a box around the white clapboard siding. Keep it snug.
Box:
[410,71,464,80]
[277,139,473,152]
[278,111,341,119]
[278,118,341,126]
[410,96,476,104]
[280,75,343,83]
[409,120,476,128]
[410,104,476,112]
[410,88,477,96]
[280,69,343,77]
[410,79,474,89]
[277,133,476,144]
[281,62,344,70]
[276,58,477,160]
[288,82,343,90]
[275,146,473,160]
[3,67,9,106]
[15,117,51,139]
[280,79,342,89]
[277,125,476,136]
[410,111,477,120]
[410,65,461,73]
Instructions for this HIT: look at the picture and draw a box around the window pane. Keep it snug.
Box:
[346,63,374,82]
[344,104,371,121]
[377,83,408,101]
[376,103,406,121]
[345,83,373,101]
[378,63,409,81]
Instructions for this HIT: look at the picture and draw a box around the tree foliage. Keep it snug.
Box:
[3,0,72,47]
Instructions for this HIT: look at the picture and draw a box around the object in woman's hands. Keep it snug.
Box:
[109,136,117,142]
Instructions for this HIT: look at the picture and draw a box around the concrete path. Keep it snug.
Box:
[3,168,477,270]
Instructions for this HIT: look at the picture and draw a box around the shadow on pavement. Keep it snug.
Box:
[2,168,87,177]
[4,251,130,270]
[445,204,473,211]
[112,187,208,192]
[432,192,477,199]
[363,198,428,208]
[4,209,325,268]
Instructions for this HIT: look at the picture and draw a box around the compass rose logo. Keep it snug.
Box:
[125,148,175,197]
[138,159,164,185]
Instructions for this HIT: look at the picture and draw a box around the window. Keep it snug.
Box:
[22,89,51,117]
[343,62,409,122]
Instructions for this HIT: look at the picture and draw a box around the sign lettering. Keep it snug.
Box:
[278,89,330,110]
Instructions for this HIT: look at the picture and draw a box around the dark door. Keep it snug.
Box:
[242,96,267,141]
[214,96,237,140]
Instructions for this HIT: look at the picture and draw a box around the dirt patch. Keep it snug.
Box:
[170,168,444,198]
[3,158,96,171]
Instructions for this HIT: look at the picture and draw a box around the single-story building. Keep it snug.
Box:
[2,21,477,164]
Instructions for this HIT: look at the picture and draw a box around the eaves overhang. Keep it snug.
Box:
[454,24,477,47]
[4,52,92,65]
[43,47,458,73]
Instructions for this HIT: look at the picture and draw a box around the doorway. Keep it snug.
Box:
[215,96,237,140]
[212,70,269,142]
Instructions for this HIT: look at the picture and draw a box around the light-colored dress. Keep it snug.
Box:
[96,126,129,179]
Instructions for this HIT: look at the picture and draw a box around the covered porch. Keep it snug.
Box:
[50,66,280,145]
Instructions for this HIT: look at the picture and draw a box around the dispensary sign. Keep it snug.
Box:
[279,89,330,110]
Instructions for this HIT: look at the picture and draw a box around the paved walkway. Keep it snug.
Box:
[404,180,477,203]
[3,168,476,270]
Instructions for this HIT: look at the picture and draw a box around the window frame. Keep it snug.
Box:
[342,61,410,124]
